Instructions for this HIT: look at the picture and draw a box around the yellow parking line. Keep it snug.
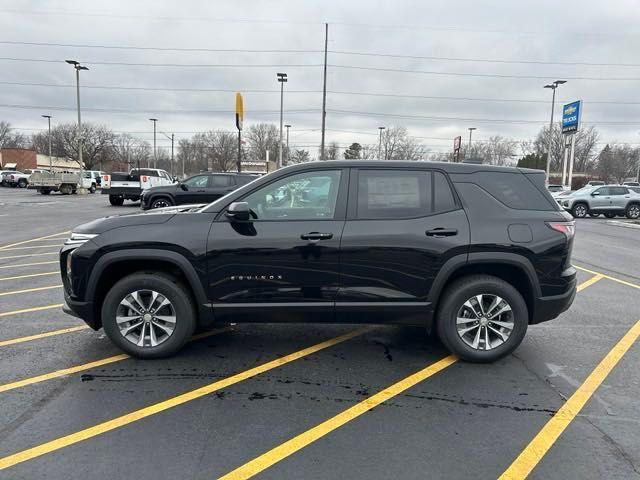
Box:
[575,265,640,291]
[0,285,62,297]
[0,326,89,347]
[0,231,69,250]
[0,271,58,282]
[0,327,232,393]
[0,252,58,260]
[0,244,63,251]
[499,318,640,479]
[577,274,604,292]
[0,304,63,318]
[0,327,371,471]
[220,355,457,480]
[0,261,58,270]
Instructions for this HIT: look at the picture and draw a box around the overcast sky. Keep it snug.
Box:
[1,0,640,157]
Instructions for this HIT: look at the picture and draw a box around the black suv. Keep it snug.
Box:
[61,161,576,362]
[141,172,257,210]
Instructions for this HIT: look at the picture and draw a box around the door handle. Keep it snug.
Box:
[426,228,458,237]
[300,232,333,241]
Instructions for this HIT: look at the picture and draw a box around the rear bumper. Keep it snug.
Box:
[531,268,577,324]
[102,186,142,198]
[63,290,100,330]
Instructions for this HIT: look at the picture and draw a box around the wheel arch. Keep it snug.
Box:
[149,194,175,207]
[86,249,211,329]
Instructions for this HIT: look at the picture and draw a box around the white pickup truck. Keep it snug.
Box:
[101,168,176,206]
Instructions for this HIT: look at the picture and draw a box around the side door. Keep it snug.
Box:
[207,174,237,201]
[336,168,470,324]
[177,174,210,204]
[609,186,631,211]
[206,168,348,323]
[589,187,611,210]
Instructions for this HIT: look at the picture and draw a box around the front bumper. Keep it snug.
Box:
[531,268,577,324]
[63,290,99,330]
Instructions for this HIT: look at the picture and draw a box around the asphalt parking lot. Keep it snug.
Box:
[0,187,639,480]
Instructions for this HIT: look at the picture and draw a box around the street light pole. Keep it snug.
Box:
[160,131,174,177]
[378,126,385,160]
[285,124,291,166]
[544,80,567,185]
[468,127,476,155]
[277,73,287,169]
[42,114,52,170]
[65,60,89,193]
[149,118,158,169]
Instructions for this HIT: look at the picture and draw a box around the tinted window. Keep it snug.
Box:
[473,172,555,210]
[210,175,231,187]
[630,186,640,194]
[183,175,209,188]
[609,187,628,195]
[236,175,257,186]
[433,171,456,212]
[357,170,431,219]
[593,187,609,195]
[244,170,341,220]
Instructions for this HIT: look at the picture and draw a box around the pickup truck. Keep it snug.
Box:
[28,171,95,194]
[101,168,175,206]
[2,170,31,188]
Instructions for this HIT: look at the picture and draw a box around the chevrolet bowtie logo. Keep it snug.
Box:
[564,105,577,115]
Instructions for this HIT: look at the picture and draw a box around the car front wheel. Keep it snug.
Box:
[571,203,588,218]
[436,275,528,363]
[151,197,173,209]
[102,273,196,358]
[626,203,640,219]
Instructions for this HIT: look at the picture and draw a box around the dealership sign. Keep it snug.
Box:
[561,100,581,134]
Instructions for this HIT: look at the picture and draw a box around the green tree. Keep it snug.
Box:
[517,153,546,170]
[343,142,362,159]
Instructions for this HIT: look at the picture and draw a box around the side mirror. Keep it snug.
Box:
[173,176,179,182]
[226,201,251,221]
[180,183,188,191]
[591,191,600,196]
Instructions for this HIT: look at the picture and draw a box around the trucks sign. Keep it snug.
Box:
[562,100,581,134]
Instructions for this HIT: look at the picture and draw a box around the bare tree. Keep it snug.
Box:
[380,127,426,160]
[110,133,151,170]
[289,149,310,164]
[529,124,599,173]
[320,141,340,160]
[245,123,279,162]
[0,121,28,148]
[203,130,238,172]
[35,123,115,169]
[596,144,639,183]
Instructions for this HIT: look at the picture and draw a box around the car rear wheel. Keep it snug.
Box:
[151,197,173,209]
[588,212,600,217]
[571,203,588,218]
[89,184,96,194]
[102,273,196,358]
[436,275,528,363]
[109,195,124,206]
[604,212,616,218]
[18,179,27,188]
[626,203,640,219]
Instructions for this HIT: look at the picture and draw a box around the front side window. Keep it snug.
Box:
[593,187,609,196]
[357,170,431,219]
[243,170,341,220]
[183,175,209,188]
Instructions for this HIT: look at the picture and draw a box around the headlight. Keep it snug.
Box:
[64,232,98,246]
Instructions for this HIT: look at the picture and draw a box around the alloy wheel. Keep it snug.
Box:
[628,205,640,219]
[456,294,515,351]
[116,289,176,347]
[152,199,170,209]
[574,204,587,218]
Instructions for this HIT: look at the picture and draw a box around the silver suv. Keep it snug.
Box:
[559,185,640,219]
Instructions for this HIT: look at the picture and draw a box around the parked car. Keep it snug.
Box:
[622,181,640,187]
[547,184,566,193]
[558,185,640,219]
[61,161,576,363]
[628,186,640,195]
[101,168,175,206]
[0,170,17,186]
[140,172,258,210]
[3,171,31,188]
[586,180,605,187]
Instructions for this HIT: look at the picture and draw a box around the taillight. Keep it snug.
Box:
[142,176,148,182]
[103,175,109,181]
[546,221,575,240]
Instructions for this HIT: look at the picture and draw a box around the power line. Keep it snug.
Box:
[3,81,639,106]
[0,57,323,68]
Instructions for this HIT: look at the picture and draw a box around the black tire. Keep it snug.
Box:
[571,202,588,218]
[89,184,96,194]
[626,203,640,219]
[151,196,174,209]
[18,178,27,188]
[604,212,616,219]
[101,273,196,359]
[60,184,72,195]
[109,195,125,206]
[436,275,528,363]
[588,212,600,218]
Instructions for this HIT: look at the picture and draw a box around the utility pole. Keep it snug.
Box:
[149,118,158,169]
[277,73,287,169]
[160,131,174,176]
[468,127,476,150]
[285,124,291,166]
[378,126,385,160]
[543,80,567,185]
[42,114,52,170]
[320,23,328,160]
[65,60,89,194]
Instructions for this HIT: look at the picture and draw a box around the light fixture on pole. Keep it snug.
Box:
[378,126,386,160]
[277,73,287,169]
[284,124,291,166]
[468,127,477,150]
[65,60,89,193]
[543,80,567,185]
[41,114,52,171]
[149,118,158,169]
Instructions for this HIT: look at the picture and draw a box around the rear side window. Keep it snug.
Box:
[433,171,456,213]
[357,170,431,219]
[473,172,555,210]
[210,175,232,187]
[609,187,628,195]
[235,175,256,186]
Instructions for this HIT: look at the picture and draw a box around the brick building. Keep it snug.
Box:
[0,148,81,171]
